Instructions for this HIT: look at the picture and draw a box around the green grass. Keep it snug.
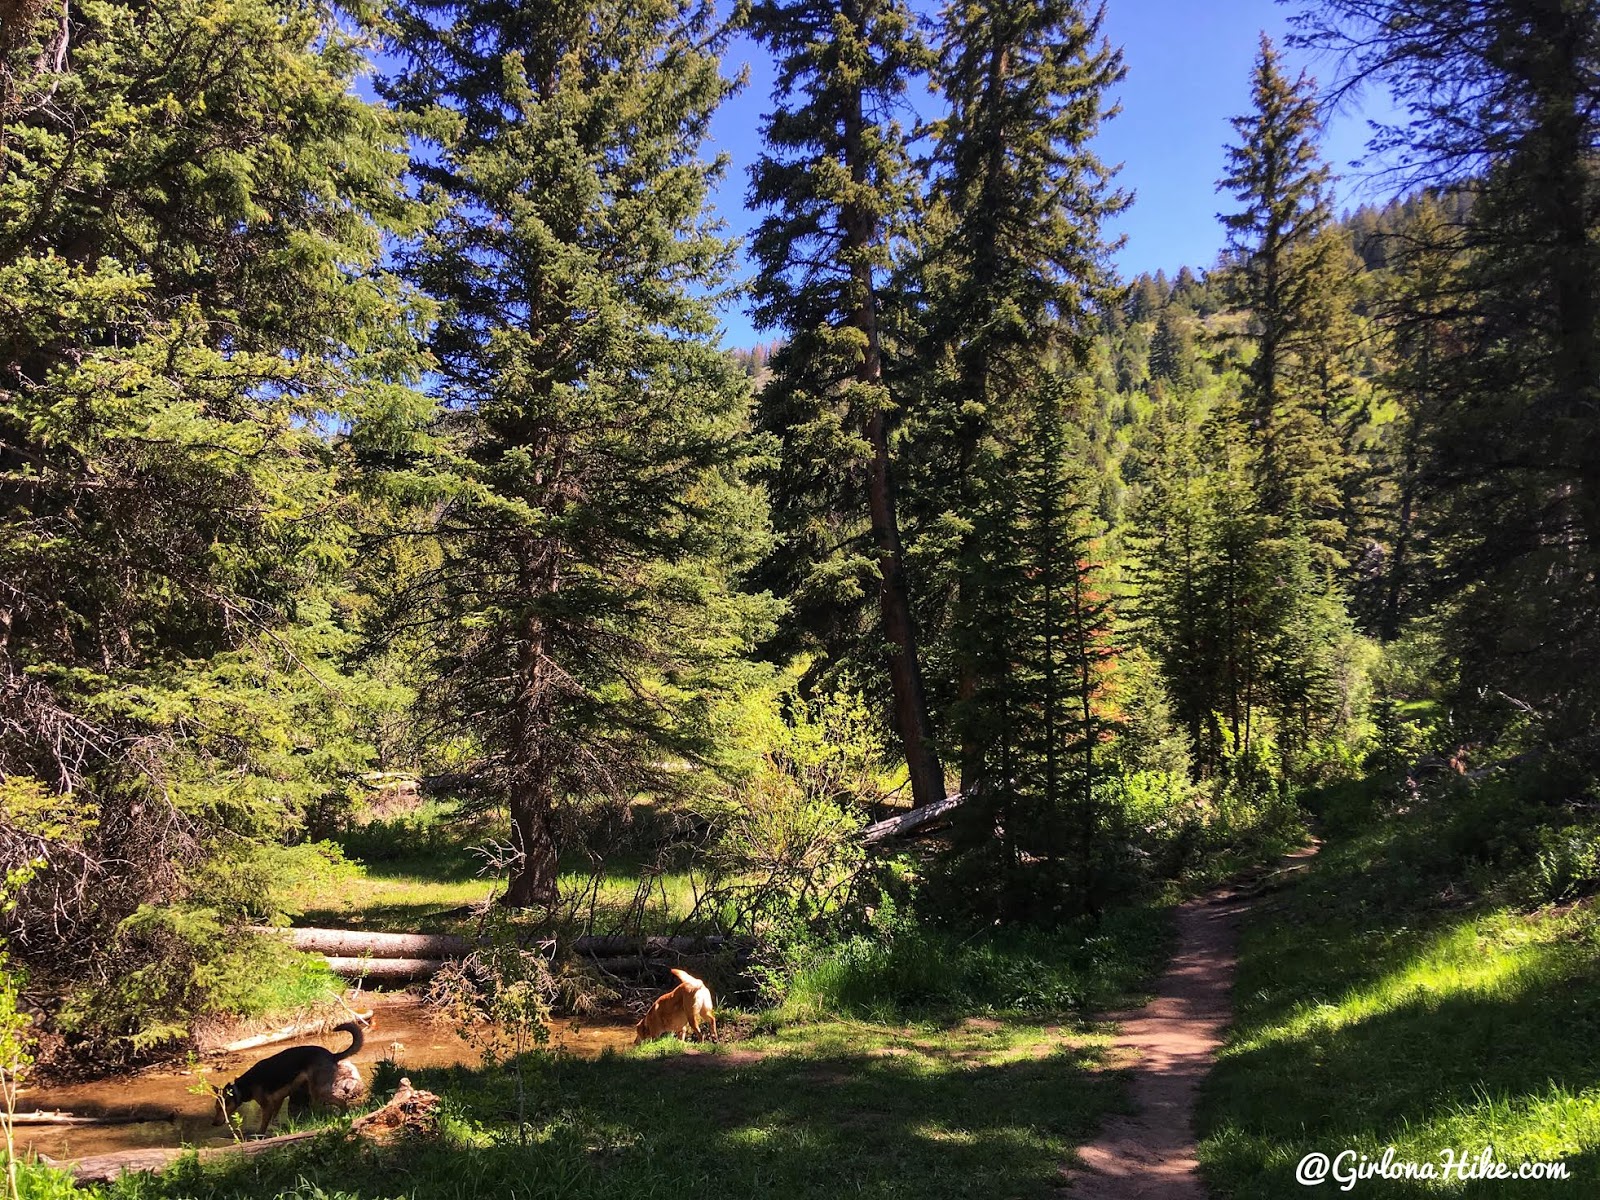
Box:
[26,894,1176,1200]
[67,1016,1125,1200]
[1198,783,1600,1197]
[290,807,702,936]
[778,904,1171,1024]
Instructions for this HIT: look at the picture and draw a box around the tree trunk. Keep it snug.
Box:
[250,928,472,958]
[841,40,946,810]
[321,957,443,984]
[503,570,561,907]
[503,777,558,907]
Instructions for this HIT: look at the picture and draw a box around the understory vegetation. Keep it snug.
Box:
[1200,766,1600,1197]
[2,0,1598,1194]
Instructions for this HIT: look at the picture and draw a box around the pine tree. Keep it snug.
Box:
[382,0,772,906]
[1149,308,1194,384]
[953,376,1118,922]
[1217,35,1354,560]
[916,0,1124,794]
[1304,0,1600,740]
[0,0,421,1000]
[1125,386,1215,762]
[1362,196,1460,640]
[747,0,947,808]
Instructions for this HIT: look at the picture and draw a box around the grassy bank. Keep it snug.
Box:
[1199,776,1600,1197]
[16,900,1175,1200]
[35,1022,1114,1200]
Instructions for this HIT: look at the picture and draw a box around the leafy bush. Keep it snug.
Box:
[333,801,475,864]
[193,840,363,922]
[775,899,1168,1022]
[2,1158,79,1200]
[56,909,339,1058]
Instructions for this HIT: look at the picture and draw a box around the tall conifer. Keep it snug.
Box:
[383,0,771,905]
[0,0,422,999]
[747,0,948,808]
[917,0,1125,794]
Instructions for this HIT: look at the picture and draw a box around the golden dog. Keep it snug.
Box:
[634,968,716,1043]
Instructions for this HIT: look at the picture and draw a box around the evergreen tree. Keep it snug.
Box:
[1149,308,1194,384]
[383,0,772,906]
[747,0,948,808]
[917,0,1124,794]
[1217,35,1354,560]
[1361,196,1460,640]
[0,0,421,1007]
[952,376,1118,921]
[1125,386,1215,761]
[1303,0,1600,740]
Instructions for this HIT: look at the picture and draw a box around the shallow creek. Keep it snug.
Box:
[16,992,637,1163]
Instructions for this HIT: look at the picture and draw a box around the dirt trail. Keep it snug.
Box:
[1060,847,1317,1199]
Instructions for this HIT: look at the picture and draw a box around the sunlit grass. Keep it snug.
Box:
[283,805,704,935]
[1198,817,1600,1198]
[89,1009,1129,1200]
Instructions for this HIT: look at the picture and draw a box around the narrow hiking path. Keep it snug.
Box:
[1060,845,1319,1199]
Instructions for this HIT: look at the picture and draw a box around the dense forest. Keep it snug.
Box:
[1,0,1598,1196]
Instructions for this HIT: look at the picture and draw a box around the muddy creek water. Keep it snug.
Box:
[17,993,637,1163]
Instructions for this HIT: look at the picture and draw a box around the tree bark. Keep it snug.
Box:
[861,791,965,845]
[503,777,558,907]
[503,579,561,906]
[321,957,443,984]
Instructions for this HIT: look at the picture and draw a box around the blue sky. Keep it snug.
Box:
[706,0,1400,347]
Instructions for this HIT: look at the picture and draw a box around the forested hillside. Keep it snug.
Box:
[1,0,1597,1195]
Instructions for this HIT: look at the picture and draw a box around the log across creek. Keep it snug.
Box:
[248,927,745,983]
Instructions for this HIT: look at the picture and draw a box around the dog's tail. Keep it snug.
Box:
[669,967,704,990]
[332,1020,366,1061]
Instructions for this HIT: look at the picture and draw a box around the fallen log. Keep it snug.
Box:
[49,1130,321,1184]
[861,792,965,845]
[257,926,738,960]
[253,927,472,959]
[322,956,443,984]
[219,1010,373,1054]
[5,1110,176,1126]
[49,1080,442,1185]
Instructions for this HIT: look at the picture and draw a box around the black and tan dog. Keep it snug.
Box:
[216,1020,366,1135]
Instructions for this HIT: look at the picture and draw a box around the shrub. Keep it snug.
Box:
[776,901,1168,1022]
[56,909,339,1059]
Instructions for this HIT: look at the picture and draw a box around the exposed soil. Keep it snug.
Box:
[1059,846,1319,1199]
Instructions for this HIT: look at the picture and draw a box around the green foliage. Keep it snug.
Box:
[1200,767,1600,1197]
[1216,35,1355,559]
[0,0,426,1046]
[777,898,1168,1022]
[380,0,774,906]
[945,379,1124,922]
[747,0,949,809]
[56,911,338,1057]
[701,696,872,940]
[1301,0,1600,747]
[1,1159,79,1200]
[191,841,363,924]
